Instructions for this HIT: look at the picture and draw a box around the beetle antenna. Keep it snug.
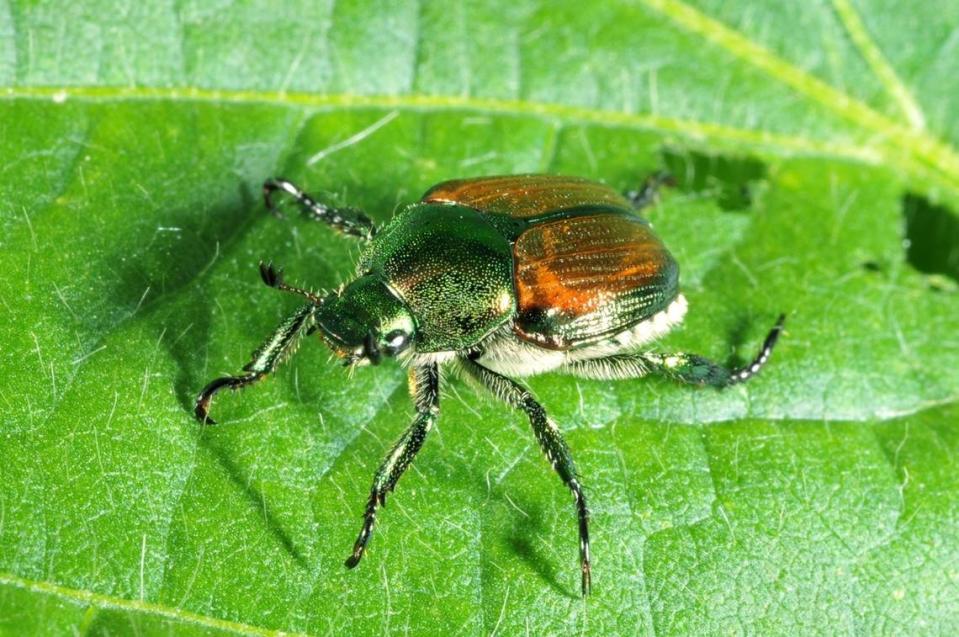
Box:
[258,261,326,305]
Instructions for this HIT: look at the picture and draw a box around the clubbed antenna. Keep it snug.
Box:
[258,261,326,305]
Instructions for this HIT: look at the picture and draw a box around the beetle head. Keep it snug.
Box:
[316,274,416,366]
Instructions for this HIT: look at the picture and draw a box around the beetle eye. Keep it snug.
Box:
[383,329,410,355]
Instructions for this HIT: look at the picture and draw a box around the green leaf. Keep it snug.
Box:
[2,0,958,634]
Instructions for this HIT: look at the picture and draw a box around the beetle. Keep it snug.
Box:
[194,174,785,596]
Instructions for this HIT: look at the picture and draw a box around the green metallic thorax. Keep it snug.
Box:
[358,203,516,352]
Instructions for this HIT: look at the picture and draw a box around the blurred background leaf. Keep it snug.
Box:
[1,0,958,634]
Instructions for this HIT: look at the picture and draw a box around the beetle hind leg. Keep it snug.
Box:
[458,357,592,596]
[263,178,376,240]
[194,303,317,424]
[566,314,786,387]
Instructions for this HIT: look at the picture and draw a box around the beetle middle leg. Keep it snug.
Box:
[458,357,592,596]
[625,171,676,211]
[263,178,376,240]
[345,363,440,568]
[194,303,317,424]
[566,314,786,386]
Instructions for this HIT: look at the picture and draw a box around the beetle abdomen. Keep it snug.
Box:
[512,213,679,350]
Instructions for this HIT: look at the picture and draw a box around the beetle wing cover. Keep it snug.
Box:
[422,175,632,217]
[513,213,678,349]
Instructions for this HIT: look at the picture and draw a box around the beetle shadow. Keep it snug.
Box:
[103,180,312,567]
[153,182,262,414]
[488,487,579,598]
[154,183,311,570]
[660,148,767,212]
[111,180,259,319]
[901,193,959,287]
[723,314,755,370]
[200,431,310,569]
[97,177,262,415]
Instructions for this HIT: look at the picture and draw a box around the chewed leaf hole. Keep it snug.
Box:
[903,194,959,286]
[661,149,767,211]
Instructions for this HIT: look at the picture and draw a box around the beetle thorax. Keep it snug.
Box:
[357,204,517,352]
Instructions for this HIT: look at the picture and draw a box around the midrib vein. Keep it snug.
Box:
[3,0,959,197]
[2,84,955,197]
[829,0,926,131]
[0,85,864,158]
[0,572,311,636]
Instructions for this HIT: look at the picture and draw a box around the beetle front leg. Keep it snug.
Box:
[345,364,440,568]
[263,178,376,240]
[458,357,592,596]
[194,303,317,424]
[566,314,786,386]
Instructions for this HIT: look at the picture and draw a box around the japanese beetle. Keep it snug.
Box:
[195,174,785,596]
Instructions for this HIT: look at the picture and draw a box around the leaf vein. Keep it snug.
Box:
[2,85,888,166]
[0,572,312,637]
[639,0,959,190]
[829,0,926,131]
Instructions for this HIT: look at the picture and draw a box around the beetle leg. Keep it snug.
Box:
[345,364,440,569]
[194,303,317,424]
[625,171,676,211]
[458,357,592,597]
[566,314,786,386]
[263,178,376,240]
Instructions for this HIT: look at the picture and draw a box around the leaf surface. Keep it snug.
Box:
[1,1,958,634]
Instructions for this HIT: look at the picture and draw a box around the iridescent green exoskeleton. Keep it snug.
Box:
[195,174,785,596]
